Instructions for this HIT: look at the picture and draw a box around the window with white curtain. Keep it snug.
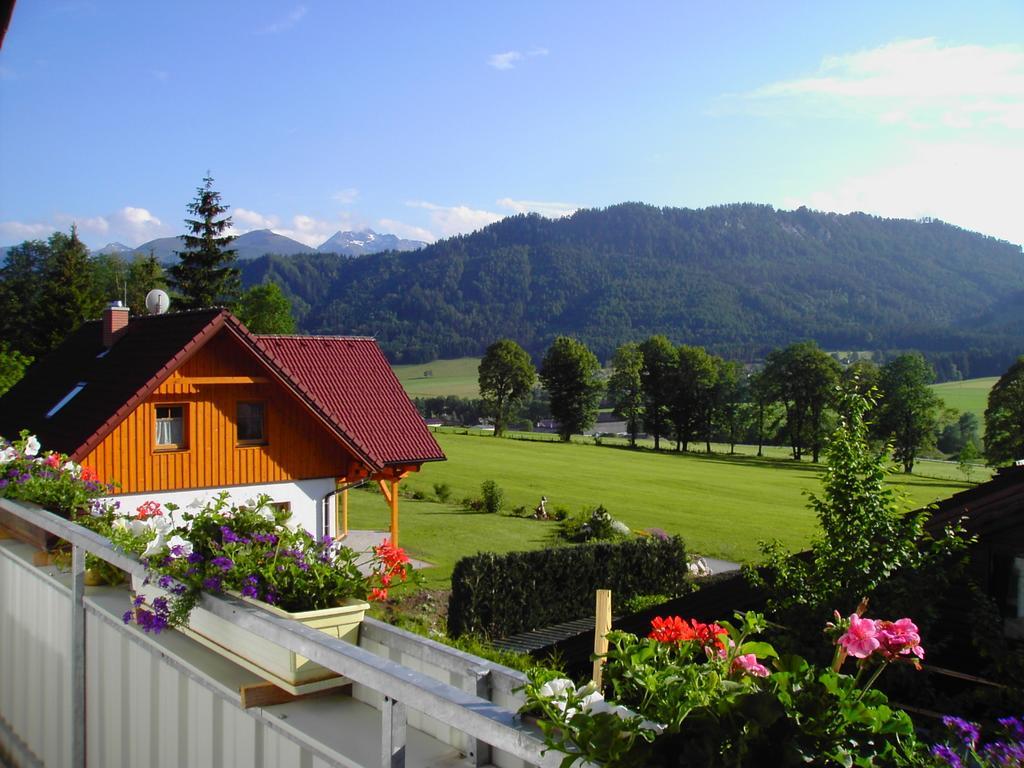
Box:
[155,405,185,449]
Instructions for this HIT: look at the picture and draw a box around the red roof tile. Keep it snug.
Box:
[255,335,445,468]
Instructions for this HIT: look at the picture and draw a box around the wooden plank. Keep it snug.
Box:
[179,376,270,385]
[238,681,350,709]
[592,590,612,687]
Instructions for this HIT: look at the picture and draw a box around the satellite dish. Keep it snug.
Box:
[145,289,170,315]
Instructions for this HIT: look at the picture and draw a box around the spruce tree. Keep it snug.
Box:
[169,175,240,310]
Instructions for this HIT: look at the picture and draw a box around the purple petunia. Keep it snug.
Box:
[210,556,233,572]
[202,576,223,591]
[187,552,203,564]
[930,744,962,768]
[943,716,981,749]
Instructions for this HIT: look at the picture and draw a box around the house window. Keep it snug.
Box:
[237,401,266,444]
[155,405,186,450]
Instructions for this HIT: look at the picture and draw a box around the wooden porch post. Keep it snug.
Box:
[389,479,400,546]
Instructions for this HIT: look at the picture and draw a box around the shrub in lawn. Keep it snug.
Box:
[511,505,528,517]
[559,505,629,543]
[480,480,505,514]
[462,496,485,512]
[448,535,687,638]
[551,505,569,521]
[433,482,452,503]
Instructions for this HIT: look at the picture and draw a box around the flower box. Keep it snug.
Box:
[134,577,369,695]
[0,498,61,552]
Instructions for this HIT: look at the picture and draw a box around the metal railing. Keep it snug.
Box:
[0,497,557,768]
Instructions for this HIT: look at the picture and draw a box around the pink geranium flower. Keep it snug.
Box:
[876,618,924,662]
[838,613,880,658]
[732,653,770,678]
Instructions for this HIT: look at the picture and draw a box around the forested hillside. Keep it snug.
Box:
[240,203,1024,374]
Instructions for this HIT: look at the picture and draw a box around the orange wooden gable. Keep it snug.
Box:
[83,329,358,495]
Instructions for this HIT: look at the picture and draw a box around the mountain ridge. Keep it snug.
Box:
[238,202,1024,376]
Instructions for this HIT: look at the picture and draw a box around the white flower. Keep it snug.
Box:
[142,534,167,558]
[165,535,193,558]
[62,461,81,477]
[149,514,174,536]
[114,517,150,537]
[23,435,40,457]
[187,497,205,510]
[0,447,17,464]
[247,497,276,522]
[538,678,576,701]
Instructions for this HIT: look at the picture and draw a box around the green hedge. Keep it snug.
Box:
[447,536,687,639]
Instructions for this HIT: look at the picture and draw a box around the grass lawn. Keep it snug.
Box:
[930,377,997,428]
[391,357,482,398]
[346,431,976,588]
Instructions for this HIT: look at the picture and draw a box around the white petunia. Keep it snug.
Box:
[0,447,17,464]
[165,535,193,558]
[142,534,167,558]
[149,514,174,536]
[62,461,81,477]
[23,435,40,457]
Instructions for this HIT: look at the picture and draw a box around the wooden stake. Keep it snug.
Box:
[592,589,612,688]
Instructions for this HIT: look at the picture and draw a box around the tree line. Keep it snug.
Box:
[476,335,1024,470]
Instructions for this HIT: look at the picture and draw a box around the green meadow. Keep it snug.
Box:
[346,431,975,588]
[391,357,481,398]
[930,377,997,427]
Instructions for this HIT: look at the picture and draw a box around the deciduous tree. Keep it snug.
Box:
[608,342,644,447]
[669,345,717,452]
[169,175,239,310]
[875,353,942,473]
[477,339,536,437]
[539,337,602,442]
[763,341,840,462]
[639,335,677,450]
[237,282,296,335]
[984,355,1024,466]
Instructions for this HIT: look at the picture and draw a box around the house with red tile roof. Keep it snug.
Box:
[0,304,444,543]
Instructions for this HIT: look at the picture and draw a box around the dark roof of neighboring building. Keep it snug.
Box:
[0,308,444,471]
[925,464,1024,539]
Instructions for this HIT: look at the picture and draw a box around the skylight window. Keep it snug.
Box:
[45,382,87,418]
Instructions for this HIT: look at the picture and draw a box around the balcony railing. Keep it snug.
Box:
[0,498,559,768]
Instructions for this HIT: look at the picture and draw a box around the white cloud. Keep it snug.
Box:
[332,188,359,205]
[1,206,167,248]
[376,218,435,243]
[783,141,1024,246]
[258,5,307,34]
[488,47,547,71]
[0,220,55,242]
[497,198,578,218]
[488,51,523,70]
[738,38,1024,129]
[109,207,165,243]
[232,207,279,231]
[407,201,503,237]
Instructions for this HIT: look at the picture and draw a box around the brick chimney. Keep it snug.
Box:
[102,301,130,348]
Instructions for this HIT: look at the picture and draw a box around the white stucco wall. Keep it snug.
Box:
[103,477,338,537]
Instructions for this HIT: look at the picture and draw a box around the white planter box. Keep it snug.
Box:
[133,577,369,694]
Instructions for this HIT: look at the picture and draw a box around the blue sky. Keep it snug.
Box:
[1,1,1022,249]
